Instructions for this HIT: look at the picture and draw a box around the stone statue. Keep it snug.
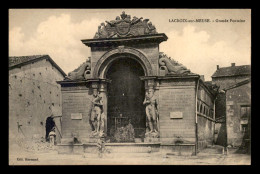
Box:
[99,112,106,137]
[131,16,143,25]
[97,23,108,38]
[159,53,190,75]
[147,22,157,34]
[143,88,159,133]
[90,89,103,135]
[120,11,127,20]
[105,16,121,27]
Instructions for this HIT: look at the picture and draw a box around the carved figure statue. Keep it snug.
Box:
[131,16,143,25]
[159,53,190,75]
[147,22,157,34]
[120,11,127,20]
[90,89,103,134]
[97,23,108,38]
[94,32,100,39]
[144,20,157,34]
[143,88,159,133]
[105,16,121,27]
[65,58,91,80]
[99,112,106,136]
[125,15,131,22]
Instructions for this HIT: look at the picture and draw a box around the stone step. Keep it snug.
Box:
[82,152,156,159]
[57,143,161,154]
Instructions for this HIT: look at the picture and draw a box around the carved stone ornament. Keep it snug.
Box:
[118,45,125,53]
[93,11,158,39]
[158,52,191,75]
[65,57,91,81]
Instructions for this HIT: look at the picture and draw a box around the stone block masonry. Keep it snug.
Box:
[158,79,196,144]
[61,85,93,141]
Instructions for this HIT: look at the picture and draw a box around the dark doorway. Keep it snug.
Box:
[45,116,55,142]
[106,58,146,142]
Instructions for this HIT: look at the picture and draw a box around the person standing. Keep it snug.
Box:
[49,127,56,146]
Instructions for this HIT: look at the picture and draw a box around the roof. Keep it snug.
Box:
[9,55,67,77]
[223,78,251,91]
[212,65,251,78]
[204,81,213,86]
[200,80,219,97]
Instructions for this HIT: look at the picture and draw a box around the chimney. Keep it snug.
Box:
[200,75,205,81]
[231,63,235,67]
[217,65,219,70]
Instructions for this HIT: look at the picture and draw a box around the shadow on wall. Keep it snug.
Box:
[216,123,227,147]
[235,131,250,154]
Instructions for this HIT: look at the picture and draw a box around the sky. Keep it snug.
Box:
[9,9,251,81]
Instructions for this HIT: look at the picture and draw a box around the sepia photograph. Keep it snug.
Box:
[8,8,251,165]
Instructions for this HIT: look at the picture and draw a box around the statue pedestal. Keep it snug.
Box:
[88,131,106,143]
[144,137,160,143]
[144,132,160,143]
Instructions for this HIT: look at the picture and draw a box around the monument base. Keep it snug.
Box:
[144,137,160,143]
[144,131,159,143]
[57,142,161,154]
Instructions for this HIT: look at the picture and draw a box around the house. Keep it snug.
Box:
[223,79,251,148]
[212,63,250,90]
[9,55,66,145]
[211,63,251,149]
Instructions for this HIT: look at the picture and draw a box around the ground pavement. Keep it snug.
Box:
[9,144,251,165]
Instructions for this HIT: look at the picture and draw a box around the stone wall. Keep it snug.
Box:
[197,117,214,150]
[226,82,251,147]
[197,83,215,150]
[158,78,196,144]
[60,84,93,142]
[9,59,64,143]
[212,75,250,90]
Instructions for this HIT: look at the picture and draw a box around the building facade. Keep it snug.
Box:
[211,63,251,148]
[57,12,217,155]
[9,55,66,144]
[224,79,251,148]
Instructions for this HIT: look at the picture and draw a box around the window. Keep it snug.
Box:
[240,105,250,132]
[241,124,248,133]
[241,106,250,120]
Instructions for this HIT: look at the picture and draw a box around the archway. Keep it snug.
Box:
[106,57,146,142]
[93,47,153,78]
